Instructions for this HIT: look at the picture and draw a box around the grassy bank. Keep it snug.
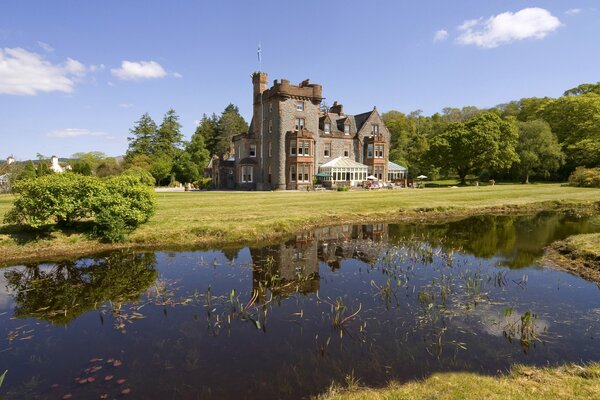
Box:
[545,232,600,282]
[315,363,600,400]
[1,184,599,265]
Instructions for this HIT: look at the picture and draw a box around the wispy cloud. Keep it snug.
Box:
[119,103,133,108]
[47,128,112,138]
[111,60,166,81]
[456,8,561,48]
[565,8,582,16]
[433,29,449,42]
[37,41,54,53]
[0,47,88,95]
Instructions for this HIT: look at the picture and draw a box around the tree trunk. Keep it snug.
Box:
[458,169,468,185]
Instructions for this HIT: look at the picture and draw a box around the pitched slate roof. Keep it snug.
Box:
[388,161,407,171]
[353,110,374,132]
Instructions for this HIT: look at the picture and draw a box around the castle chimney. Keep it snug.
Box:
[329,101,344,115]
[252,72,268,97]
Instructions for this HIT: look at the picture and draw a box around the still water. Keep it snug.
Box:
[1,212,600,399]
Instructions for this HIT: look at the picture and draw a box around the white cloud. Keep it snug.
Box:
[37,41,54,53]
[47,128,111,138]
[456,7,561,48]
[119,103,133,108]
[433,29,449,42]
[89,64,105,72]
[193,119,201,126]
[565,8,581,16]
[111,60,166,80]
[173,72,183,78]
[0,47,88,95]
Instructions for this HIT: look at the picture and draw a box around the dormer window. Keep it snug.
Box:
[324,122,331,134]
[296,101,304,111]
[344,124,350,135]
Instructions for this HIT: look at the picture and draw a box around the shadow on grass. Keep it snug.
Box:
[0,221,96,245]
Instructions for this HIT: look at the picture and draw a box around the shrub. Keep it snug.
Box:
[122,167,155,187]
[194,177,213,190]
[336,186,350,192]
[4,173,156,242]
[568,167,600,188]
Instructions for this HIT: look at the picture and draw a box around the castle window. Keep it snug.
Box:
[269,102,273,113]
[343,144,350,158]
[268,142,272,157]
[371,124,379,135]
[324,122,331,134]
[268,119,272,133]
[303,164,310,182]
[367,144,373,158]
[290,140,297,156]
[344,124,350,135]
[375,144,384,158]
[295,118,305,131]
[324,143,331,158]
[249,144,256,157]
[296,101,304,111]
[303,140,310,156]
[290,165,296,182]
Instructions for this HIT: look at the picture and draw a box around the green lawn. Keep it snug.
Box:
[1,184,599,264]
[315,363,600,400]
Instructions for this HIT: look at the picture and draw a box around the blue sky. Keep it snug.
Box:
[1,1,599,160]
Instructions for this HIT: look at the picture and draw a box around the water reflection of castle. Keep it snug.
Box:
[250,224,388,300]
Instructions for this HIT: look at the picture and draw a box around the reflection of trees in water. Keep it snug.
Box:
[388,213,599,268]
[4,251,157,324]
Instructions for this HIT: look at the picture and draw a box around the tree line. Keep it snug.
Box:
[383,81,600,184]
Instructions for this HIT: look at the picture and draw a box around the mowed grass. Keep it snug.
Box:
[0,184,599,263]
[315,363,600,400]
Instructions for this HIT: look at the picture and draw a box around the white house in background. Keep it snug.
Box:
[6,156,14,165]
[50,155,71,173]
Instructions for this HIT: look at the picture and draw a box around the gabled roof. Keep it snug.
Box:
[320,157,368,169]
[353,110,374,132]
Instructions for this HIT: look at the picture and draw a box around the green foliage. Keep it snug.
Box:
[336,186,350,192]
[17,160,37,180]
[36,160,52,176]
[194,177,213,190]
[564,82,600,96]
[149,154,173,186]
[195,113,220,156]
[172,151,200,183]
[427,113,519,184]
[568,167,600,188]
[126,113,157,160]
[122,166,155,186]
[4,173,155,242]
[6,173,102,228]
[216,104,248,156]
[153,108,183,158]
[516,120,564,183]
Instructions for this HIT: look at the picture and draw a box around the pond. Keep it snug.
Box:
[1,212,600,399]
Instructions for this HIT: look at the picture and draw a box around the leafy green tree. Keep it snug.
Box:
[515,120,564,183]
[215,104,248,156]
[154,108,183,158]
[18,161,37,180]
[126,113,157,161]
[36,160,52,176]
[193,114,219,156]
[427,113,519,184]
[567,139,600,167]
[149,154,173,186]
[172,151,200,183]
[95,157,121,177]
[563,82,600,96]
[188,123,211,168]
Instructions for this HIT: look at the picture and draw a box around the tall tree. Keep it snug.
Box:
[427,113,519,184]
[154,109,183,158]
[515,120,564,183]
[215,104,248,156]
[18,161,37,180]
[194,113,219,156]
[187,127,211,172]
[126,113,157,161]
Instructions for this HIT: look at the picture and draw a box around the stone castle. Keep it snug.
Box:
[210,72,406,190]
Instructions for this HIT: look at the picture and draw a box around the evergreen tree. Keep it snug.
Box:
[126,113,157,161]
[37,161,52,177]
[215,104,248,156]
[18,161,37,180]
[195,113,219,155]
[188,125,211,169]
[154,109,183,158]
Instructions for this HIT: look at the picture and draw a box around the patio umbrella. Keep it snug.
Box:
[366,175,378,180]
[416,175,428,179]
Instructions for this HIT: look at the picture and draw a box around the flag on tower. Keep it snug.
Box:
[257,42,262,63]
